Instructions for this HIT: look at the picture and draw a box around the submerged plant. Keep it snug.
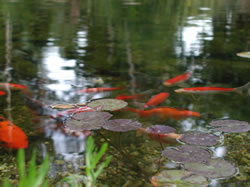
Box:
[3,149,50,187]
[84,136,112,187]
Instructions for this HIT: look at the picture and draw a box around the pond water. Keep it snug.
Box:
[0,0,249,186]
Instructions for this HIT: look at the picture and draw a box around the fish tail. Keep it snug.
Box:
[136,128,145,137]
[233,82,250,94]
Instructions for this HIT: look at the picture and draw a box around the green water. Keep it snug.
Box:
[0,0,249,186]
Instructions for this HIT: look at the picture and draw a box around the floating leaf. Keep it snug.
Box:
[151,170,208,187]
[75,103,87,106]
[146,125,176,134]
[49,104,76,109]
[236,51,250,58]
[162,145,211,163]
[180,131,219,146]
[87,99,128,111]
[184,158,237,179]
[65,111,112,131]
[103,119,142,132]
[209,120,250,133]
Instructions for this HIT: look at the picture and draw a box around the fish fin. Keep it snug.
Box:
[234,82,250,94]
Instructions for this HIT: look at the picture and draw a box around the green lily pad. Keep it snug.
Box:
[151,170,208,187]
[209,120,250,133]
[180,131,219,146]
[65,111,112,131]
[184,158,237,179]
[236,51,250,58]
[87,99,128,111]
[162,145,211,163]
[103,119,142,132]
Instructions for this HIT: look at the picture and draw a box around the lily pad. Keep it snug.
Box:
[209,120,250,133]
[87,99,128,111]
[236,51,250,58]
[146,125,176,134]
[103,119,142,132]
[50,104,76,109]
[162,145,211,163]
[180,131,219,146]
[151,170,208,187]
[65,111,112,131]
[184,158,237,179]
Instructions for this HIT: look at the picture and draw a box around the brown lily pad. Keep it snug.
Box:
[49,104,76,109]
[209,120,250,133]
[162,145,211,163]
[65,111,112,131]
[146,125,176,134]
[103,119,142,132]
[180,131,219,146]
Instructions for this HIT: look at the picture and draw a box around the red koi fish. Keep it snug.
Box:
[115,93,144,100]
[76,87,123,93]
[163,72,192,86]
[127,107,200,120]
[0,83,27,90]
[175,82,250,94]
[144,92,169,108]
[0,90,6,96]
[136,128,181,144]
[0,116,28,149]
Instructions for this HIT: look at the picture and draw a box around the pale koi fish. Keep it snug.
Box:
[76,87,124,93]
[175,82,250,94]
[163,72,192,86]
[136,127,181,144]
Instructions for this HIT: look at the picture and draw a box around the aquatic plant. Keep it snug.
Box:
[84,136,112,187]
[2,149,49,187]
[61,136,112,187]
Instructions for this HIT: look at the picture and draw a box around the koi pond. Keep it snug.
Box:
[0,0,250,186]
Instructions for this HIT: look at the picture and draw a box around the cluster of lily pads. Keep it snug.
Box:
[149,120,250,186]
[50,98,250,186]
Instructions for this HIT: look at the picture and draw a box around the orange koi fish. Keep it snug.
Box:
[127,107,200,120]
[0,116,28,149]
[115,93,143,100]
[163,72,192,86]
[76,87,123,93]
[136,128,181,144]
[175,82,250,94]
[0,90,6,96]
[144,92,169,108]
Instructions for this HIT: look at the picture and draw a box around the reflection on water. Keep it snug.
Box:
[214,146,227,158]
[43,119,87,160]
[0,0,250,185]
[178,13,213,56]
[41,45,77,101]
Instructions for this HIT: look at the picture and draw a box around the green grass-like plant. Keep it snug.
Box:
[62,136,112,187]
[85,136,112,187]
[3,136,111,187]
[3,149,50,187]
